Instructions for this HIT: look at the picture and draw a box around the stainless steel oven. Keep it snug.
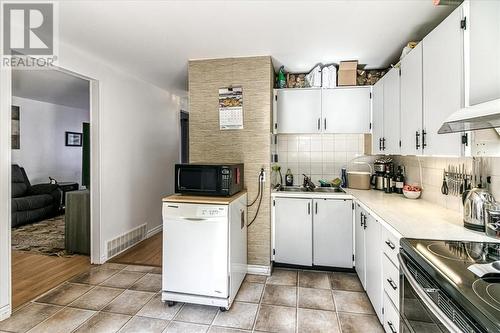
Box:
[398,251,484,333]
[175,163,243,196]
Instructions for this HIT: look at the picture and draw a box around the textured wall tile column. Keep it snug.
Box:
[188,56,273,266]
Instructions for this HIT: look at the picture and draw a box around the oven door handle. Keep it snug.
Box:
[398,253,462,333]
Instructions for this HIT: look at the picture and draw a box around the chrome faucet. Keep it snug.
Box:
[302,174,316,191]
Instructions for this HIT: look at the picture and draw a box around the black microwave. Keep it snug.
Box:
[175,163,244,196]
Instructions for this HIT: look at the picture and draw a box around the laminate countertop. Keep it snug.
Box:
[162,190,247,205]
[345,188,499,243]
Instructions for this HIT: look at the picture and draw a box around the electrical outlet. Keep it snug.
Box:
[261,169,266,182]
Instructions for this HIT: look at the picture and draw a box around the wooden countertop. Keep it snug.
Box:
[162,190,247,205]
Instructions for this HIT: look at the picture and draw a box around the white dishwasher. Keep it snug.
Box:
[162,193,247,310]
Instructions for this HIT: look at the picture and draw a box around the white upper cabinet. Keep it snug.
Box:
[275,89,322,134]
[382,68,401,155]
[372,78,384,154]
[275,87,372,134]
[321,87,371,134]
[400,43,423,156]
[465,0,500,105]
[422,5,464,156]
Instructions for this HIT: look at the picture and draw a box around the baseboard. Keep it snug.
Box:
[146,224,162,238]
[247,264,272,276]
[0,304,11,321]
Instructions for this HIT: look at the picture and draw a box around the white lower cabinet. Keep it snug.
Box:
[313,199,353,268]
[364,213,383,321]
[274,197,313,266]
[354,204,366,288]
[383,292,400,333]
[354,203,382,321]
[273,196,353,268]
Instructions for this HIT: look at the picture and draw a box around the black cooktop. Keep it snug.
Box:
[401,238,500,333]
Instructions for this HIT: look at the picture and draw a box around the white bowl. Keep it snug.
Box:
[403,190,421,199]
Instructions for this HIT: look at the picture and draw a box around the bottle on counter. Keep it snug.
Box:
[285,168,294,186]
[384,168,393,194]
[341,168,348,188]
[395,166,405,194]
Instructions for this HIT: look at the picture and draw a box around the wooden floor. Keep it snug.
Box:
[110,232,162,267]
[12,251,91,309]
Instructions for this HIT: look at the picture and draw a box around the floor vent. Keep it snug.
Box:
[107,224,147,259]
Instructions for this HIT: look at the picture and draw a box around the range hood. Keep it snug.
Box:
[438,98,500,134]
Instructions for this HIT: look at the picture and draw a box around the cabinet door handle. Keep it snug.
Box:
[315,202,318,214]
[422,130,427,148]
[415,131,421,150]
[360,212,364,226]
[379,138,382,151]
[324,118,327,130]
[387,278,398,290]
[382,137,386,151]
[363,215,367,229]
[387,321,397,333]
[308,202,311,215]
[317,118,320,131]
[385,240,395,250]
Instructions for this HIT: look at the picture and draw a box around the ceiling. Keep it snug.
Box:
[12,69,90,109]
[58,1,458,95]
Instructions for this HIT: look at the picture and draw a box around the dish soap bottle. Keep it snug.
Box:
[285,168,294,186]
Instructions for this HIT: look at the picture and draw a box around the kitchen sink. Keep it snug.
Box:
[277,186,345,193]
[313,187,345,193]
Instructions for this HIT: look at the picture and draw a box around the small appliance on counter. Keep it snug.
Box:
[400,238,500,333]
[175,163,243,196]
[463,186,496,232]
[347,161,372,190]
[371,157,392,191]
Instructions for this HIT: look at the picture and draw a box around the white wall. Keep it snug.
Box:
[57,42,181,261]
[11,96,89,185]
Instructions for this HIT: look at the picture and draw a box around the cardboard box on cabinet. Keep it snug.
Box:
[338,60,358,86]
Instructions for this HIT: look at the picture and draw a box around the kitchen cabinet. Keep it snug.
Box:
[422,5,464,156]
[273,197,312,266]
[272,195,354,268]
[275,89,322,134]
[274,87,371,134]
[400,43,423,156]
[364,212,382,320]
[465,0,500,106]
[371,67,400,155]
[321,87,371,134]
[354,203,366,288]
[313,199,353,268]
[382,68,401,155]
[354,203,383,322]
[372,79,384,155]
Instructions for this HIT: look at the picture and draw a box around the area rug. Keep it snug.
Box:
[11,215,71,257]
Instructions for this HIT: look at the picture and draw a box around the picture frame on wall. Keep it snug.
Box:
[12,105,20,150]
[65,131,83,147]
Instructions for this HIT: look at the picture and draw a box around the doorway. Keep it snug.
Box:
[0,64,101,315]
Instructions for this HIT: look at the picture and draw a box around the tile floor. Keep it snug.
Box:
[0,264,384,333]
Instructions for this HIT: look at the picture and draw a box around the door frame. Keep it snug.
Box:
[0,64,102,320]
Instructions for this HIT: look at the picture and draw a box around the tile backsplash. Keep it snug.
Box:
[273,134,368,185]
[393,156,500,213]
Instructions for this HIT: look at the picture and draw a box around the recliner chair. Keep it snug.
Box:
[11,164,62,228]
